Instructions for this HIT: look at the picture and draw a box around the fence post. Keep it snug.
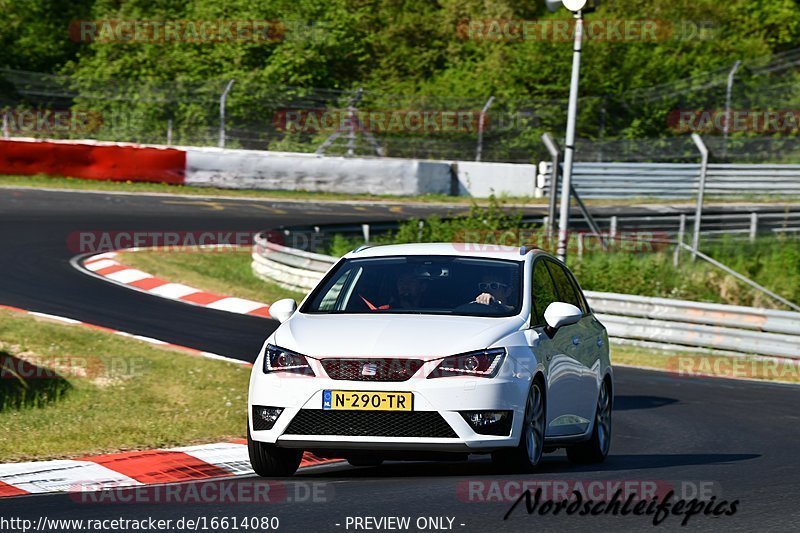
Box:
[475,96,494,162]
[749,212,758,242]
[673,213,686,267]
[218,79,235,148]
[690,133,709,261]
[362,223,370,244]
[609,216,618,247]
[2,112,9,139]
[723,60,742,160]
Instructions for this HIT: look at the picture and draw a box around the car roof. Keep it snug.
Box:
[342,242,549,261]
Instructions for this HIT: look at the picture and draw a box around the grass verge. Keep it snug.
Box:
[2,173,798,206]
[612,344,800,384]
[119,249,305,304]
[0,309,250,462]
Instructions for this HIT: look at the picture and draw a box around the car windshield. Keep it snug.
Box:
[302,255,522,317]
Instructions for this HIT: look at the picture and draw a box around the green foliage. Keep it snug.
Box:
[3,0,800,157]
[568,235,800,309]
[329,197,800,309]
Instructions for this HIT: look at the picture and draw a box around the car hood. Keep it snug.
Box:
[274,313,526,359]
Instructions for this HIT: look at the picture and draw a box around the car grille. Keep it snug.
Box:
[321,358,424,382]
[284,410,458,438]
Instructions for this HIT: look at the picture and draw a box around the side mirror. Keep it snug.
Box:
[269,298,297,323]
[543,302,583,338]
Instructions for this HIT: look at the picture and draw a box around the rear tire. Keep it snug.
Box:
[567,379,612,464]
[492,379,545,473]
[247,428,303,477]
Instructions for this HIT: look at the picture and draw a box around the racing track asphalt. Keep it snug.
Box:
[0,187,798,532]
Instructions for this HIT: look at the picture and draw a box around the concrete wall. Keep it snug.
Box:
[453,160,539,198]
[185,147,453,196]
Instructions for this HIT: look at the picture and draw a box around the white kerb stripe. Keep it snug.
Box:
[149,283,201,299]
[85,252,118,262]
[0,460,141,494]
[83,259,119,272]
[172,443,253,475]
[206,297,266,314]
[28,312,81,324]
[104,268,152,284]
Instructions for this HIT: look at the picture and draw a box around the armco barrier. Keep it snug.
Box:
[252,232,800,359]
[536,162,800,198]
[5,137,800,199]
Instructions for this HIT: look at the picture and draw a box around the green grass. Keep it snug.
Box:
[612,344,800,384]
[568,235,800,309]
[120,250,305,304]
[0,309,250,462]
[2,173,798,206]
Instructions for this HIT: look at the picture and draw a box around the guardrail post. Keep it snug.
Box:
[2,111,9,139]
[673,213,686,267]
[749,213,758,242]
[167,119,173,146]
[690,133,710,261]
[362,223,370,244]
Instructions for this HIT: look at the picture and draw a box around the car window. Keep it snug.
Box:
[566,270,591,314]
[302,255,523,317]
[545,260,583,311]
[531,259,558,326]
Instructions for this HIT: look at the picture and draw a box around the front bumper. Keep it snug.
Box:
[248,366,530,452]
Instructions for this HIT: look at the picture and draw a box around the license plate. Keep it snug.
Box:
[322,390,413,411]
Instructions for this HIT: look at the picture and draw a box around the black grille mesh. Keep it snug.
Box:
[284,410,458,438]
[321,358,424,381]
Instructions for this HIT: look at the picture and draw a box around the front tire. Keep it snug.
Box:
[248,428,303,477]
[567,379,612,464]
[492,380,545,472]
[346,456,384,467]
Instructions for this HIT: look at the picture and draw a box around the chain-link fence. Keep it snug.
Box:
[2,46,800,163]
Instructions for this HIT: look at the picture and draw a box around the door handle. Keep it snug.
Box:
[597,337,604,348]
[572,336,580,346]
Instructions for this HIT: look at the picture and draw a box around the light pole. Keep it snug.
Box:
[547,0,590,262]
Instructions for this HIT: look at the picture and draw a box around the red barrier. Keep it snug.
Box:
[0,139,186,184]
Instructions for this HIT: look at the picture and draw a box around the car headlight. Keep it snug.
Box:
[263,344,315,375]
[428,348,506,378]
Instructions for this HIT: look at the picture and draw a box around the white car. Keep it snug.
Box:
[248,243,612,476]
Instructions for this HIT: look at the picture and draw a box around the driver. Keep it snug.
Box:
[474,272,514,311]
[394,271,427,308]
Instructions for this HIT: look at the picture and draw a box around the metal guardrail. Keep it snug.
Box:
[536,162,800,198]
[252,232,800,360]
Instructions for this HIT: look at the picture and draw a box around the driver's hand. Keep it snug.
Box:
[475,292,495,305]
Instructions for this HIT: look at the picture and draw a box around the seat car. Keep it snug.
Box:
[247,243,612,476]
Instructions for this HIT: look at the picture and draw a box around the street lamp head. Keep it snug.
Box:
[545,0,588,12]
[562,0,588,11]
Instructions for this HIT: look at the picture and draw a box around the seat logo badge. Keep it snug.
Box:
[362,363,378,376]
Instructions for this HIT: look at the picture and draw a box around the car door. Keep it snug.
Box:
[545,259,601,427]
[529,258,582,438]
